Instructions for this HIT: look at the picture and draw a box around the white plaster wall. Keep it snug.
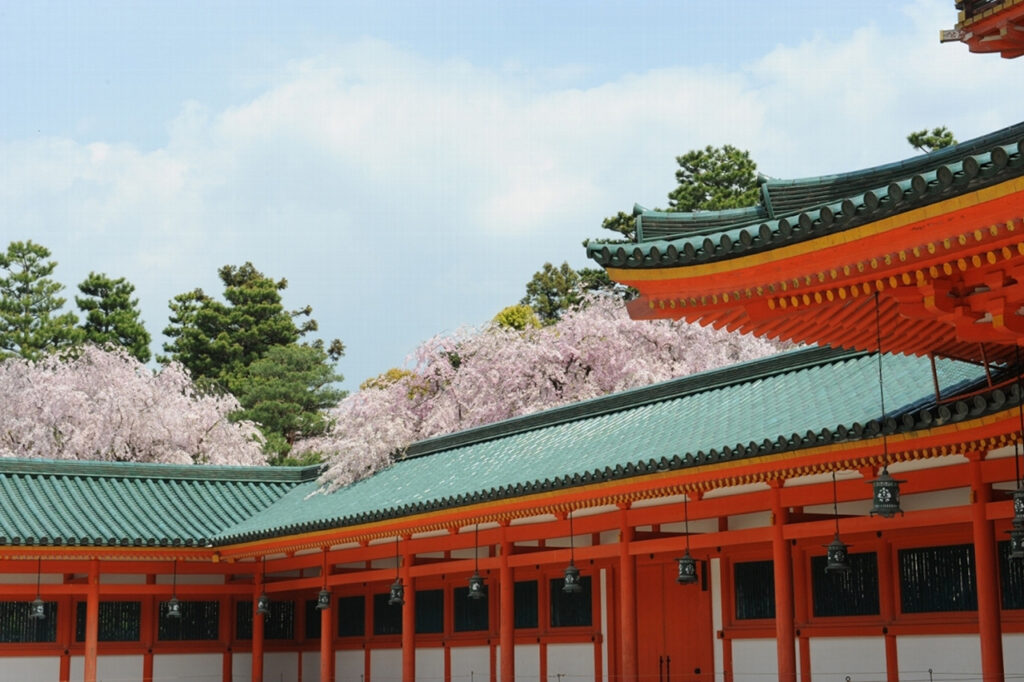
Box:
[547,642,594,682]
[0,573,61,584]
[898,635,980,680]
[153,652,220,681]
[710,557,724,680]
[370,647,403,682]
[265,651,298,681]
[336,649,364,680]
[731,639,778,682]
[232,652,252,681]
[99,573,146,584]
[155,572,225,584]
[809,637,885,681]
[900,487,969,513]
[301,650,320,682]
[450,645,489,682]
[727,512,770,531]
[69,654,142,682]
[514,643,540,682]
[1005,633,1024,675]
[1,656,60,682]
[416,647,445,682]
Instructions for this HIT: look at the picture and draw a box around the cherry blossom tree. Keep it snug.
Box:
[0,345,265,465]
[300,296,784,491]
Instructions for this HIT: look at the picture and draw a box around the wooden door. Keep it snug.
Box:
[636,556,713,681]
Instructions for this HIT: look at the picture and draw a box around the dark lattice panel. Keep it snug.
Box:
[337,596,365,637]
[899,544,977,613]
[0,601,57,643]
[514,581,538,629]
[76,601,141,642]
[373,593,402,635]
[415,589,443,634]
[811,552,880,617]
[453,586,489,632]
[305,600,321,639]
[734,560,775,620]
[158,600,219,640]
[549,576,592,628]
[235,600,295,640]
[998,540,1024,610]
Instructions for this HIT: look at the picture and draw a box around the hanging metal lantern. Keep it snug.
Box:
[28,596,46,621]
[1008,523,1024,560]
[676,550,698,585]
[316,589,331,611]
[824,533,852,573]
[869,467,905,518]
[256,593,271,616]
[388,578,405,606]
[1013,486,1024,524]
[562,561,582,594]
[467,572,486,599]
[166,596,182,619]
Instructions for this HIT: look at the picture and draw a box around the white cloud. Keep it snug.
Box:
[1,16,1021,386]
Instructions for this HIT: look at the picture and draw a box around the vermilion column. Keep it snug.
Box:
[84,559,99,682]
[618,508,638,681]
[252,588,265,682]
[401,551,416,682]
[321,550,334,682]
[969,453,1004,681]
[500,531,515,682]
[770,483,796,682]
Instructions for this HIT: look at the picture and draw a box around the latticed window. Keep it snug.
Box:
[514,581,538,629]
[373,593,402,635]
[235,600,295,640]
[549,576,592,627]
[0,601,57,643]
[811,552,880,617]
[734,560,775,620]
[158,600,219,640]
[899,544,977,613]
[75,601,141,641]
[453,586,488,632]
[998,540,1024,610]
[337,596,365,637]
[415,589,444,634]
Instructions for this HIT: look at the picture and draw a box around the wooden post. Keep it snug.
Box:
[84,558,99,682]
[969,453,1004,682]
[618,508,638,682]
[770,484,796,682]
[142,573,156,682]
[252,583,265,682]
[401,548,416,682]
[321,549,334,682]
[499,528,515,682]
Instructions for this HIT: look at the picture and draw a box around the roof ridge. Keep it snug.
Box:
[405,345,863,459]
[0,458,321,483]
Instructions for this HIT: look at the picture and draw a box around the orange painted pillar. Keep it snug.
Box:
[320,604,334,682]
[252,589,265,682]
[969,454,1004,682]
[500,532,515,682]
[770,484,796,682]
[84,559,99,682]
[401,551,416,682]
[876,536,898,682]
[618,509,638,682]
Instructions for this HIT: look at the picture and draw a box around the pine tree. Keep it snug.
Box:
[76,272,152,362]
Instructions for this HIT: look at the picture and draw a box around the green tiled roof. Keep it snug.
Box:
[590,120,1024,267]
[215,346,993,544]
[0,460,316,547]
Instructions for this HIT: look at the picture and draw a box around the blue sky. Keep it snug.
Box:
[1,1,1020,388]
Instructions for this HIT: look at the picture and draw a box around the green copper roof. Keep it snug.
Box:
[0,460,316,547]
[216,346,992,544]
[591,120,1024,267]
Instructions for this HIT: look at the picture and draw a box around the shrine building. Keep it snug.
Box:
[3,119,1024,682]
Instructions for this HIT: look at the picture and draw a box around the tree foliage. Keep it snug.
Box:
[297,295,784,491]
[521,262,632,325]
[0,345,265,464]
[230,344,346,462]
[162,262,345,458]
[907,126,957,154]
[667,145,760,212]
[76,272,152,362]
[0,240,82,360]
[494,304,541,331]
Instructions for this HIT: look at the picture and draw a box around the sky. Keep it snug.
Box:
[1,0,1021,389]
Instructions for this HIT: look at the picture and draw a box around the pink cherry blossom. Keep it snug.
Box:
[0,345,266,465]
[302,296,783,491]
